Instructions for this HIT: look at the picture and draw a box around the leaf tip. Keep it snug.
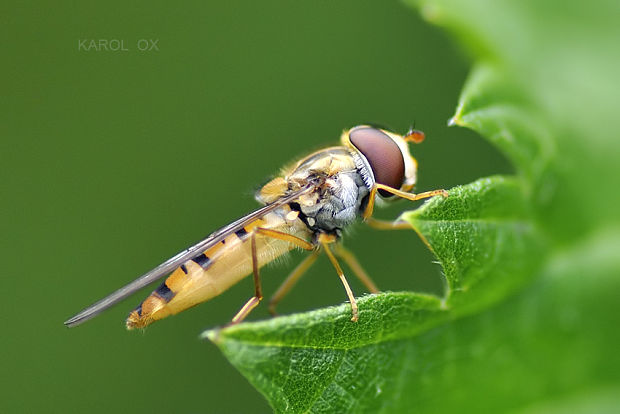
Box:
[448,114,466,127]
[200,328,221,344]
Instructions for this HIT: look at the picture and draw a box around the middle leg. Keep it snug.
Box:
[268,250,320,316]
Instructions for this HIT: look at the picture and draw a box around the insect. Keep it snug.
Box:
[64,125,447,329]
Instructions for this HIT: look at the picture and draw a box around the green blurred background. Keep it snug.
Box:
[2,1,509,412]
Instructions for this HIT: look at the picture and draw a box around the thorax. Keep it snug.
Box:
[259,147,371,238]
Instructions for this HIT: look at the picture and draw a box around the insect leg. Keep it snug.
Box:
[268,250,320,316]
[362,185,448,219]
[362,186,379,219]
[230,232,263,324]
[319,234,359,322]
[230,228,315,324]
[364,217,412,230]
[255,227,314,251]
[333,244,379,293]
[375,184,448,203]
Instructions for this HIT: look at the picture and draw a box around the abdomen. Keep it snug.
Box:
[126,211,310,329]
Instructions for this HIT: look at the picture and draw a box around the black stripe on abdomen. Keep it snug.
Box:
[154,282,175,302]
[192,253,212,269]
[234,228,248,239]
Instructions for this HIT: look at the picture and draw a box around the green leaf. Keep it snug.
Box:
[206,230,620,413]
[449,64,555,187]
[401,176,544,313]
[414,0,620,239]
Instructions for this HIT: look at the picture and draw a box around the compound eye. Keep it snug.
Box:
[349,126,405,196]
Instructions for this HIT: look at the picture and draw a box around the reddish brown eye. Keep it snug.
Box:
[349,126,405,196]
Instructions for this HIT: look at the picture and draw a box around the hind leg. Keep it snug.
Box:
[230,229,314,324]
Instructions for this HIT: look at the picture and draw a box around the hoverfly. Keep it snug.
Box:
[64,126,447,329]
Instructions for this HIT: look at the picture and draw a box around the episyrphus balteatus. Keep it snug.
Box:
[64,125,447,329]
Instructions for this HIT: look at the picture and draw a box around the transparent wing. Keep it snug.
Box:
[64,185,314,328]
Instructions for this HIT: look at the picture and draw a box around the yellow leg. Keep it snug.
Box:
[268,250,320,316]
[375,184,448,202]
[319,234,359,322]
[231,232,263,324]
[365,217,412,230]
[230,228,314,325]
[362,186,379,219]
[255,227,314,250]
[362,184,448,219]
[333,244,379,293]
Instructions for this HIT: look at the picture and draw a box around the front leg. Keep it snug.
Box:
[362,184,448,219]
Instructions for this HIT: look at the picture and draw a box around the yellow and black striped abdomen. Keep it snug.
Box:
[126,212,310,329]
